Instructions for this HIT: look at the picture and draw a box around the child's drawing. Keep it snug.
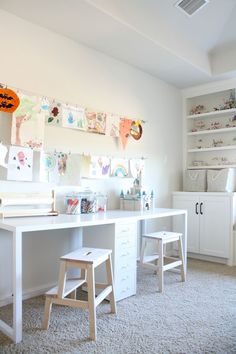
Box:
[7,146,33,181]
[11,93,45,150]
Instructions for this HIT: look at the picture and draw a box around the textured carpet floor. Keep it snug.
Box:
[0,259,236,354]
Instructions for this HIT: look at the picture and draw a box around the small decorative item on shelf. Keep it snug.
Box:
[195,120,205,130]
[212,139,224,147]
[210,121,221,130]
[213,90,236,111]
[196,139,203,149]
[192,160,205,166]
[189,104,205,115]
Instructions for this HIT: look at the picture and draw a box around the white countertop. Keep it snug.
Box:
[0,208,187,232]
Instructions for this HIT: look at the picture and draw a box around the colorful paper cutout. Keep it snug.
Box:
[110,158,129,177]
[62,105,87,130]
[45,101,62,126]
[86,111,106,134]
[119,118,133,149]
[105,114,120,137]
[7,146,33,181]
[130,158,145,178]
[90,156,110,178]
[11,93,45,150]
[130,120,143,140]
[0,88,20,113]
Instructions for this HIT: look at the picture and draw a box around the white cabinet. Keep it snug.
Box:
[83,221,137,301]
[172,192,236,264]
[184,88,236,170]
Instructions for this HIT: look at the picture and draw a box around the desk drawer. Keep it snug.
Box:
[115,267,136,301]
[115,222,137,238]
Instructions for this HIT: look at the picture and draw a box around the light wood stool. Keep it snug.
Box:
[42,247,116,340]
[140,231,186,292]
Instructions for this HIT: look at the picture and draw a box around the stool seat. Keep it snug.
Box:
[42,247,116,340]
[140,231,186,293]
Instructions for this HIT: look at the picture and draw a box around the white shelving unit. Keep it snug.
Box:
[185,88,236,169]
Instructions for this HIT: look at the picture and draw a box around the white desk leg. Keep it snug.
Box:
[182,211,188,270]
[13,230,22,343]
[140,220,147,258]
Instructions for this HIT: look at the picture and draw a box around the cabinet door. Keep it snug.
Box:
[199,196,230,258]
[173,195,200,253]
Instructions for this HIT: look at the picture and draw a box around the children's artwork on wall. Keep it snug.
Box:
[105,114,120,137]
[7,146,33,181]
[0,143,8,168]
[59,154,81,186]
[130,158,145,179]
[130,120,143,140]
[90,156,110,178]
[62,104,87,130]
[46,101,62,126]
[119,118,133,149]
[110,158,129,177]
[57,152,68,176]
[11,93,45,150]
[0,87,20,113]
[80,154,91,178]
[40,151,59,183]
[86,111,106,134]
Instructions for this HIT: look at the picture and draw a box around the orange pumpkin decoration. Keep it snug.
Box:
[0,88,20,113]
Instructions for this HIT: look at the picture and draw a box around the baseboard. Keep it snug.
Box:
[0,282,56,308]
[187,252,228,265]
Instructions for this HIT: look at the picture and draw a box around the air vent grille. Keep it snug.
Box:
[176,0,209,16]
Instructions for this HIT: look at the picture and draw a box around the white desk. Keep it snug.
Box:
[0,208,187,343]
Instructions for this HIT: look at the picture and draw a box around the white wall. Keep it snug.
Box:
[0,10,183,303]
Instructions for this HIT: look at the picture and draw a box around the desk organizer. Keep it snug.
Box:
[0,190,58,218]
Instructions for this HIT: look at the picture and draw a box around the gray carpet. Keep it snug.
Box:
[0,259,236,354]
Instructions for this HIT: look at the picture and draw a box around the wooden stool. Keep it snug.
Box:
[42,247,116,340]
[140,231,186,292]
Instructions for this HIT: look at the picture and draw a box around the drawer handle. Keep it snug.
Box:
[195,202,199,215]
[200,202,203,215]
[120,228,130,233]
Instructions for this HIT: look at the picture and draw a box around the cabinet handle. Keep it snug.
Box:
[195,202,199,215]
[200,202,203,215]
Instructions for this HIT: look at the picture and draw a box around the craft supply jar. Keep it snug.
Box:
[65,194,82,214]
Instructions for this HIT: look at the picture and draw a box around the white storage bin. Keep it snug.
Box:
[207,168,235,192]
[183,169,207,192]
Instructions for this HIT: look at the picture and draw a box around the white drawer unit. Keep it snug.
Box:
[115,222,137,301]
[83,221,137,301]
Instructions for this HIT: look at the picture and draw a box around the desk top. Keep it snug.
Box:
[0,208,186,232]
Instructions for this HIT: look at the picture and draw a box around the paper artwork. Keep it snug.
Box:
[119,118,133,149]
[62,105,87,130]
[41,152,59,183]
[130,158,145,179]
[80,155,91,178]
[105,113,120,137]
[59,154,81,186]
[0,143,8,168]
[110,158,129,177]
[11,93,45,150]
[0,88,20,113]
[86,111,106,134]
[90,156,110,178]
[7,146,33,181]
[45,101,62,126]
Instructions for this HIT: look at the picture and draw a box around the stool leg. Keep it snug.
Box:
[69,289,77,299]
[178,236,186,282]
[87,264,97,340]
[158,240,164,293]
[140,239,146,265]
[57,260,67,299]
[105,254,117,314]
[42,296,52,330]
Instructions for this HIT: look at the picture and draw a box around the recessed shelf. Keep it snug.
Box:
[187,127,236,136]
[188,145,236,153]
[187,108,236,119]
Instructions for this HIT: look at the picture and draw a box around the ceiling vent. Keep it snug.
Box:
[175,0,209,17]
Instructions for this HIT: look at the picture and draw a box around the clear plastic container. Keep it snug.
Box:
[65,194,82,214]
[96,194,107,212]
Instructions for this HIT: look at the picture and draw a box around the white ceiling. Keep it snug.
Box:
[0,0,236,88]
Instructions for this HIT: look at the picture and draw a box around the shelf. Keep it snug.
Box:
[188,145,236,153]
[187,165,236,170]
[187,108,236,119]
[187,127,236,136]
